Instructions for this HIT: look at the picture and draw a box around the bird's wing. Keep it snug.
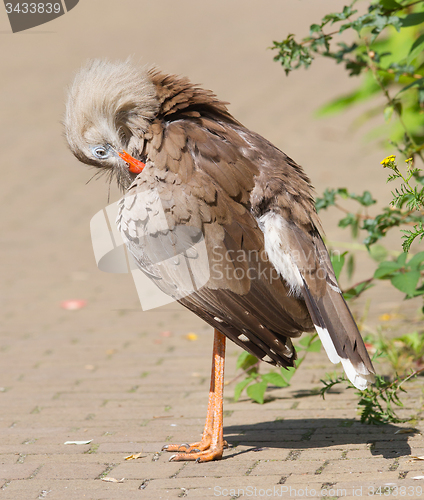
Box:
[258,209,375,389]
[119,113,374,386]
[118,117,316,367]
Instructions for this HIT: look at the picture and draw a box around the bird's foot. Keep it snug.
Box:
[162,436,228,462]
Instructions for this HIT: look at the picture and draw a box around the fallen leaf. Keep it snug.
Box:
[395,428,416,434]
[101,477,125,483]
[185,333,198,341]
[408,456,424,462]
[60,299,87,310]
[64,440,93,445]
[412,476,424,480]
[124,453,146,460]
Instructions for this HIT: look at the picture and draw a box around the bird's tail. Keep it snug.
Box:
[301,279,375,390]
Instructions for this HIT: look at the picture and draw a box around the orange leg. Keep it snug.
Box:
[162,329,227,462]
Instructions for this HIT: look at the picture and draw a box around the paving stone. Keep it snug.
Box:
[35,463,107,480]
[323,457,393,474]
[0,463,42,480]
[251,459,325,476]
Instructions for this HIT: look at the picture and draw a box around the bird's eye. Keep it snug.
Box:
[92,146,110,159]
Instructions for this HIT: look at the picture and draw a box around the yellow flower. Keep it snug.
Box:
[380,155,396,166]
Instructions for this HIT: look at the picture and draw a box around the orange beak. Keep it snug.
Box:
[118,150,145,174]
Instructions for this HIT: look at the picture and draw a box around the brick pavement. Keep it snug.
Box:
[0,310,422,499]
[1,1,424,499]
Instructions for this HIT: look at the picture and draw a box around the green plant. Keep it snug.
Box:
[320,366,424,424]
[232,333,320,404]
[365,330,424,375]
[232,0,424,417]
[271,0,424,158]
[272,0,424,302]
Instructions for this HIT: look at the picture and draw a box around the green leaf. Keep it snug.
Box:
[234,377,254,402]
[309,23,321,34]
[246,381,268,404]
[236,351,258,371]
[298,337,309,348]
[407,34,424,63]
[374,261,403,278]
[306,339,322,353]
[368,244,388,262]
[339,213,357,229]
[407,251,424,270]
[330,251,347,280]
[400,12,424,27]
[397,252,408,266]
[390,270,421,295]
[347,253,355,281]
[322,6,356,25]
[261,372,290,387]
[397,77,424,96]
[379,0,402,10]
[316,82,380,116]
[353,191,377,207]
[281,366,296,384]
[384,105,394,122]
[343,280,374,300]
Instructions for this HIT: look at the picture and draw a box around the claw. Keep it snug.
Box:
[168,454,177,462]
[162,445,169,451]
[179,443,190,449]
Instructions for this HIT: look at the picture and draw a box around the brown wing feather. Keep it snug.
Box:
[119,74,374,381]
[119,113,316,367]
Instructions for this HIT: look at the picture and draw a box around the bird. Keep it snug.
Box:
[64,59,375,462]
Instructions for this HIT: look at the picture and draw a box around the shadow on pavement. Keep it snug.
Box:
[224,418,415,460]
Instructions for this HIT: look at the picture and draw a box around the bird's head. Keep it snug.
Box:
[64,59,160,190]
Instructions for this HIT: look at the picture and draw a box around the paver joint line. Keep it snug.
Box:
[96,463,117,480]
[1,480,11,490]
[245,459,260,476]
[389,457,400,471]
[28,465,43,480]
[139,479,150,490]
[286,450,302,461]
[314,460,330,475]
[37,489,51,499]
[170,462,188,479]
